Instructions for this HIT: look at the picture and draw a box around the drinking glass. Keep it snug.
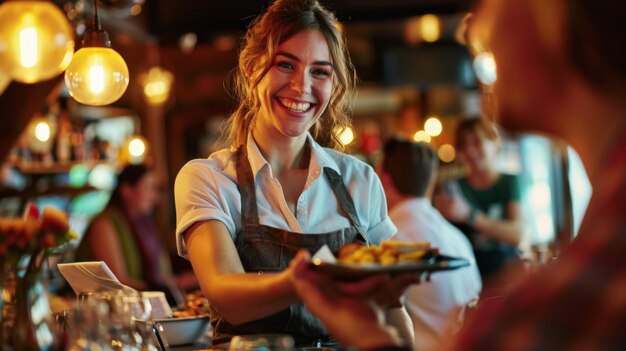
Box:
[229,333,295,351]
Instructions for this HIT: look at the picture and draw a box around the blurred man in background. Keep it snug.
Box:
[380,138,481,351]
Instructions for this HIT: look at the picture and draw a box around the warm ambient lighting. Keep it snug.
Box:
[420,14,440,43]
[65,0,129,106]
[473,52,497,85]
[128,137,146,157]
[142,67,174,105]
[424,117,443,137]
[35,121,51,142]
[437,144,456,163]
[413,130,431,143]
[336,127,355,145]
[0,1,74,83]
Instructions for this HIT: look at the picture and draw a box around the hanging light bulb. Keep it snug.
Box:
[142,66,173,105]
[64,0,129,106]
[0,1,74,83]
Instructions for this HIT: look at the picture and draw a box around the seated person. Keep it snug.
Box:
[379,139,482,350]
[435,118,524,294]
[75,164,197,305]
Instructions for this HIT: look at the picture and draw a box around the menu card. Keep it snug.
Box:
[57,261,126,295]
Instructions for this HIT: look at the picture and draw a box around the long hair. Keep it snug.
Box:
[216,0,357,150]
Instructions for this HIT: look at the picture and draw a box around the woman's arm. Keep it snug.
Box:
[88,216,148,290]
[472,201,523,246]
[185,220,299,325]
[435,195,523,247]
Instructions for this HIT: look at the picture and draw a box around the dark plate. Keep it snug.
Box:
[309,255,470,279]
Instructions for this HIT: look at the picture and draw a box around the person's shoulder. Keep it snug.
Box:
[497,172,522,192]
[87,209,119,236]
[176,148,236,180]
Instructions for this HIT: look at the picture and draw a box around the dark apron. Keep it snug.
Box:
[209,146,369,347]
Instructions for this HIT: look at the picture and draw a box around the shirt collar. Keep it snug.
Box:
[245,133,341,179]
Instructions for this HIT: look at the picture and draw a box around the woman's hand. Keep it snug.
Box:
[289,250,404,350]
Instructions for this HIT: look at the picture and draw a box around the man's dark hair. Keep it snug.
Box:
[382,138,437,197]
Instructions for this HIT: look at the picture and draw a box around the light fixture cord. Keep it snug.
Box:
[93,0,102,31]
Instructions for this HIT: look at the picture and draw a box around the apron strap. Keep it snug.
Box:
[236,146,260,226]
[323,167,366,240]
[235,145,366,241]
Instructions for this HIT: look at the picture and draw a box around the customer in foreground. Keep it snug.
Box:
[293,0,626,349]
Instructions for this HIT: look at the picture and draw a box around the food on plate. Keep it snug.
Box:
[337,240,438,265]
[337,242,365,259]
[172,290,210,318]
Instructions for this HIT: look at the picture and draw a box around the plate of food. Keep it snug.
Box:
[309,241,469,279]
[154,290,212,346]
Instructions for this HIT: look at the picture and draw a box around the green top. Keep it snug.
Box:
[458,173,521,219]
[456,173,521,278]
[74,207,143,281]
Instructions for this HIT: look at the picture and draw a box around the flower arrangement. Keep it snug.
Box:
[0,203,77,350]
[0,203,77,269]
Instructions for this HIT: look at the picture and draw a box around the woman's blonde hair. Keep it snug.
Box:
[216,0,357,150]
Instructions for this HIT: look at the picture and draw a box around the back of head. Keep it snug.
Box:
[108,163,150,208]
[454,117,499,150]
[383,138,437,197]
[218,0,357,150]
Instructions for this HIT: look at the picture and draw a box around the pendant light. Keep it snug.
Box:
[0,1,74,83]
[64,0,129,106]
[142,66,174,105]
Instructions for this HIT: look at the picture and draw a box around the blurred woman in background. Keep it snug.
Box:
[76,164,197,305]
[435,117,523,293]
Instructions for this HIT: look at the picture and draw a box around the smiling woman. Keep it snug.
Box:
[173,0,414,348]
[253,30,334,142]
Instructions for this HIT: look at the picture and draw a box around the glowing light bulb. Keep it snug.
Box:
[0,1,75,83]
[413,130,431,143]
[473,52,497,85]
[64,0,130,106]
[420,14,440,43]
[336,127,355,145]
[89,64,105,94]
[142,67,173,105]
[424,117,443,137]
[35,121,51,142]
[65,47,129,106]
[128,137,146,157]
[19,27,38,68]
[437,144,456,163]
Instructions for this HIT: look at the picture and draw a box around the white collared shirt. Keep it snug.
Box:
[390,198,482,351]
[174,134,396,258]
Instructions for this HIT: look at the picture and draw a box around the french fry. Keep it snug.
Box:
[336,240,437,265]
